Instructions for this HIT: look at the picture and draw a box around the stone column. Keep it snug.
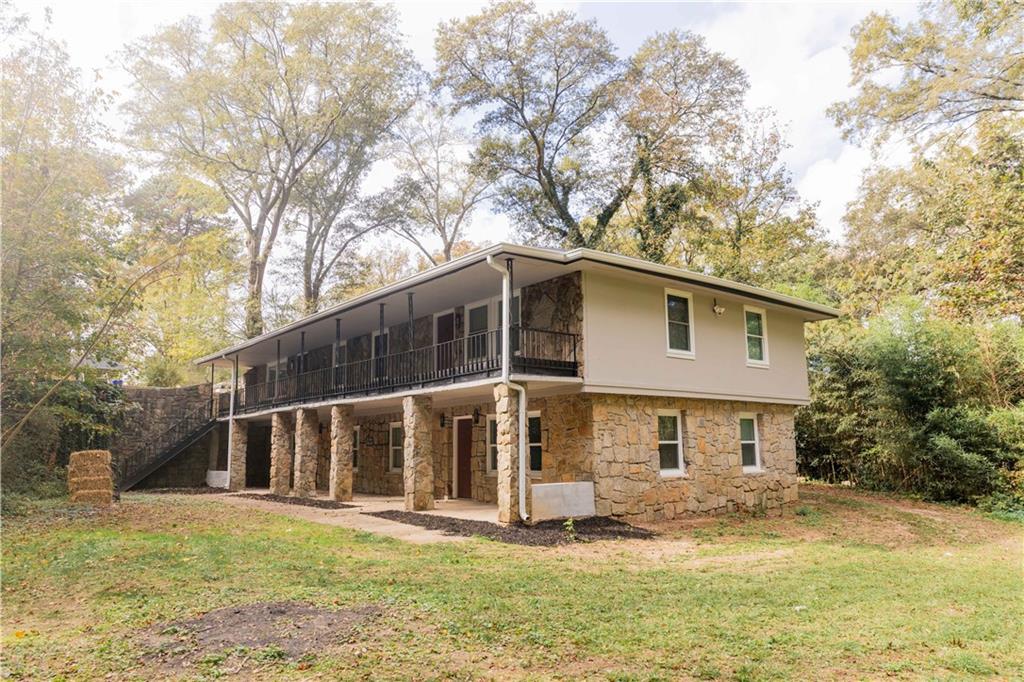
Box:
[494,382,521,524]
[329,405,355,502]
[269,412,294,496]
[402,395,434,511]
[293,408,319,498]
[228,419,248,491]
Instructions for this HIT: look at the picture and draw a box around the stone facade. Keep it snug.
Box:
[590,395,798,521]
[494,383,521,524]
[402,395,435,511]
[269,412,294,496]
[228,419,248,491]
[329,405,355,501]
[293,408,319,498]
[521,271,584,373]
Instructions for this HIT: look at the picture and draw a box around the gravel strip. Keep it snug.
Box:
[364,510,655,546]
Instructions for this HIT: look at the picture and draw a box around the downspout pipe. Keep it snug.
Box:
[486,255,529,522]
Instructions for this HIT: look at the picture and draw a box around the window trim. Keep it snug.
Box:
[527,410,542,478]
[656,409,686,478]
[388,421,404,472]
[739,412,762,473]
[465,298,490,361]
[743,305,770,368]
[352,425,360,472]
[485,414,498,476]
[664,288,696,360]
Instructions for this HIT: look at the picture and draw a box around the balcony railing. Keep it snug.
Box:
[219,326,578,417]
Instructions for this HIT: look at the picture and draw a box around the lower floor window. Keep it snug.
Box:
[352,426,360,470]
[528,412,542,474]
[389,421,404,471]
[487,415,498,473]
[657,410,684,474]
[740,414,760,471]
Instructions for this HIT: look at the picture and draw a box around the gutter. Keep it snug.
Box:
[486,254,529,523]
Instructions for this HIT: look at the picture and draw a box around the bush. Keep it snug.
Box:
[797,302,1024,504]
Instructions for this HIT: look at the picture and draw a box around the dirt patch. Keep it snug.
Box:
[235,493,356,510]
[142,601,378,672]
[138,487,226,495]
[365,511,655,546]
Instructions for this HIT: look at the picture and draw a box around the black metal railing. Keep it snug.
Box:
[115,397,216,491]
[221,326,578,417]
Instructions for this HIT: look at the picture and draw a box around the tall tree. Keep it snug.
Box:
[123,2,417,337]
[436,2,746,249]
[1,10,124,383]
[387,103,496,265]
[830,0,1024,145]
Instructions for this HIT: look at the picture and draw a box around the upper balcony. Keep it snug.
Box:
[218,325,577,417]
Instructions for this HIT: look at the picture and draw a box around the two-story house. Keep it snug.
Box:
[188,243,837,524]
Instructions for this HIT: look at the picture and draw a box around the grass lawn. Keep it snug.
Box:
[2,484,1022,680]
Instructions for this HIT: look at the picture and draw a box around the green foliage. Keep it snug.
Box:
[798,304,1024,504]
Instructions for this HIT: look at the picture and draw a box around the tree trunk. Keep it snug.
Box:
[244,254,265,339]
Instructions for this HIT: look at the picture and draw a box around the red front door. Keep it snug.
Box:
[457,418,473,498]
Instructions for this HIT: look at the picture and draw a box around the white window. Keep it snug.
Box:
[266,359,287,385]
[527,411,542,475]
[744,306,769,367]
[352,425,360,471]
[496,292,522,353]
[467,301,490,361]
[486,414,498,475]
[665,289,695,359]
[389,421,403,471]
[740,414,761,472]
[657,410,685,476]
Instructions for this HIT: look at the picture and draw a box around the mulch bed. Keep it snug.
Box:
[235,493,356,510]
[138,487,226,495]
[142,601,378,672]
[365,510,656,546]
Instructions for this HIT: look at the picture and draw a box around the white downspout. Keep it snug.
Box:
[486,255,529,522]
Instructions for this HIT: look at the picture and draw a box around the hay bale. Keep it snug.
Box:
[68,449,114,506]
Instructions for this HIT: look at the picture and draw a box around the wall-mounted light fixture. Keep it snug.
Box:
[439,413,447,429]
[713,298,726,317]
[472,407,482,425]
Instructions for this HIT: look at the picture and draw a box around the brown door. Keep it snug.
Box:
[456,418,473,498]
[436,312,455,374]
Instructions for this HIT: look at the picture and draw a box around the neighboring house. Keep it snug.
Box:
[188,244,837,524]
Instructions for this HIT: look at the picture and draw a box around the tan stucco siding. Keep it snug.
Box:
[582,271,811,403]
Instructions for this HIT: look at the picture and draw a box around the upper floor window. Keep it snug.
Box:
[266,359,287,385]
[744,306,769,367]
[740,414,761,472]
[664,289,695,359]
[657,410,685,477]
[389,421,403,471]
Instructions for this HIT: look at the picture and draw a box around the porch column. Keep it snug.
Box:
[269,411,294,495]
[494,382,520,524]
[402,395,434,511]
[228,418,248,491]
[293,408,319,498]
[329,404,355,501]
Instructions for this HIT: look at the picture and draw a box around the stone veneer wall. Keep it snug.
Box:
[590,395,798,521]
[352,411,405,495]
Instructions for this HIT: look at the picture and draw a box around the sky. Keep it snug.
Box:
[28,0,919,249]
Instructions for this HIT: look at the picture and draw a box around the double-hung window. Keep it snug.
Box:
[657,410,685,476]
[352,426,360,471]
[486,415,498,474]
[739,414,761,472]
[467,302,489,361]
[665,289,695,359]
[389,421,404,471]
[744,306,769,367]
[527,412,542,475]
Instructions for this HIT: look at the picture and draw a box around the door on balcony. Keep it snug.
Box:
[436,312,455,375]
[456,417,473,498]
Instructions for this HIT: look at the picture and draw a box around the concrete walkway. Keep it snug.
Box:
[215,491,497,544]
